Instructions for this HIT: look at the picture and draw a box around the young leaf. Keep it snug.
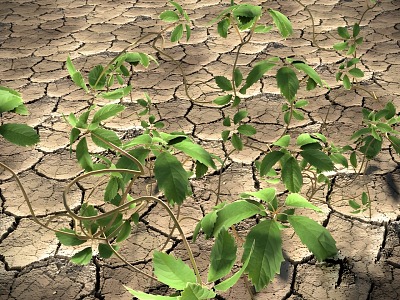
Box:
[260,150,285,177]
[208,228,237,282]
[91,128,121,149]
[217,18,230,38]
[268,9,292,38]
[293,62,323,86]
[170,1,184,15]
[0,87,23,113]
[76,137,93,171]
[337,26,350,39]
[234,68,243,87]
[348,68,364,78]
[221,130,230,142]
[89,65,106,90]
[242,187,276,203]
[276,67,299,102]
[300,149,334,171]
[160,10,180,22]
[125,288,178,300]
[100,85,132,100]
[231,133,243,151]
[92,104,125,124]
[288,215,338,261]
[342,74,351,90]
[349,199,361,209]
[215,76,233,91]
[239,61,275,94]
[361,192,369,205]
[0,123,39,146]
[223,117,231,127]
[285,193,322,212]
[281,156,303,193]
[237,124,256,136]
[154,152,190,205]
[254,24,273,33]
[242,219,284,291]
[274,135,290,148]
[347,44,356,55]
[294,100,309,109]
[333,42,348,51]
[180,283,216,300]
[173,139,217,169]
[185,24,191,41]
[346,58,360,68]
[55,228,86,246]
[212,200,262,236]
[71,247,92,265]
[153,251,197,290]
[213,94,232,105]
[171,24,184,42]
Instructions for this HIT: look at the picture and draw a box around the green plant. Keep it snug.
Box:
[0,86,39,146]
[1,0,397,299]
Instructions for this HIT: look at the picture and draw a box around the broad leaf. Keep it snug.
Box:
[242,188,276,203]
[260,150,284,177]
[215,76,232,91]
[285,193,322,212]
[389,134,400,155]
[293,62,323,86]
[348,68,364,78]
[276,67,299,102]
[88,65,106,90]
[71,247,92,265]
[98,243,120,259]
[330,153,348,168]
[91,128,121,149]
[180,283,216,300]
[237,124,256,136]
[208,228,237,282]
[171,24,184,42]
[55,228,86,246]
[116,220,131,243]
[217,18,230,38]
[0,87,23,113]
[360,136,382,159]
[234,68,243,87]
[100,85,132,100]
[154,152,189,205]
[242,219,284,291]
[268,9,292,38]
[240,61,275,94]
[92,104,125,123]
[233,110,248,124]
[212,200,262,236]
[116,147,150,182]
[231,133,243,151]
[0,123,39,146]
[288,215,337,261]
[160,10,180,22]
[273,135,290,147]
[213,94,232,105]
[337,26,350,39]
[173,139,217,169]
[233,4,262,31]
[300,149,334,171]
[76,137,93,171]
[153,251,197,290]
[281,156,303,193]
[126,287,178,300]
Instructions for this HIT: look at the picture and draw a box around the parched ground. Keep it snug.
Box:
[0,0,400,299]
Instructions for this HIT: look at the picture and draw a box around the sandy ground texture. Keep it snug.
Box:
[1,0,400,299]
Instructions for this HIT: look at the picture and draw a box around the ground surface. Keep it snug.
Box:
[0,0,400,299]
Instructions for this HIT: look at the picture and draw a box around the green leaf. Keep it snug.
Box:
[376,123,392,133]
[116,147,149,182]
[100,85,132,100]
[153,251,197,290]
[234,68,243,87]
[232,96,241,107]
[170,1,184,15]
[231,133,243,151]
[154,152,190,205]
[242,219,284,291]
[360,136,382,159]
[353,23,360,37]
[351,127,371,140]
[160,10,180,22]
[281,156,303,193]
[195,161,208,178]
[233,4,262,30]
[116,220,131,243]
[388,134,400,155]
[212,200,262,236]
[0,87,23,113]
[71,247,92,265]
[104,177,119,202]
[92,104,125,124]
[66,56,77,76]
[288,215,338,261]
[346,58,360,68]
[185,24,191,41]
[342,74,351,90]
[217,18,230,38]
[292,110,304,121]
[237,124,256,136]
[123,134,152,149]
[268,9,292,38]
[333,41,348,51]
[337,26,350,39]
[215,76,233,91]
[55,228,86,246]
[180,283,216,300]
[361,192,369,205]
[0,123,39,146]
[348,68,364,78]
[301,149,334,171]
[76,137,93,171]
[285,193,322,212]
[13,103,29,115]
[80,203,98,234]
[173,139,217,169]
[330,153,348,168]
[223,117,231,127]
[208,228,237,282]
[355,37,363,45]
[347,44,356,55]
[89,65,106,90]
[213,94,232,105]
[349,199,361,209]
[221,130,230,142]
[98,243,120,259]
[125,288,178,300]
[233,110,248,125]
[240,61,275,94]
[294,100,309,108]
[293,62,323,86]
[242,187,276,203]
[276,67,299,102]
[171,24,184,42]
[91,128,121,149]
[69,128,81,153]
[254,25,273,33]
[119,64,130,76]
[350,151,357,168]
[260,150,285,177]
[198,210,218,239]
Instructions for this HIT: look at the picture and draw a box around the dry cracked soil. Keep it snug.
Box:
[0,0,400,299]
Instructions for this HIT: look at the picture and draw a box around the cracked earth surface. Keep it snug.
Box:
[0,0,400,299]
